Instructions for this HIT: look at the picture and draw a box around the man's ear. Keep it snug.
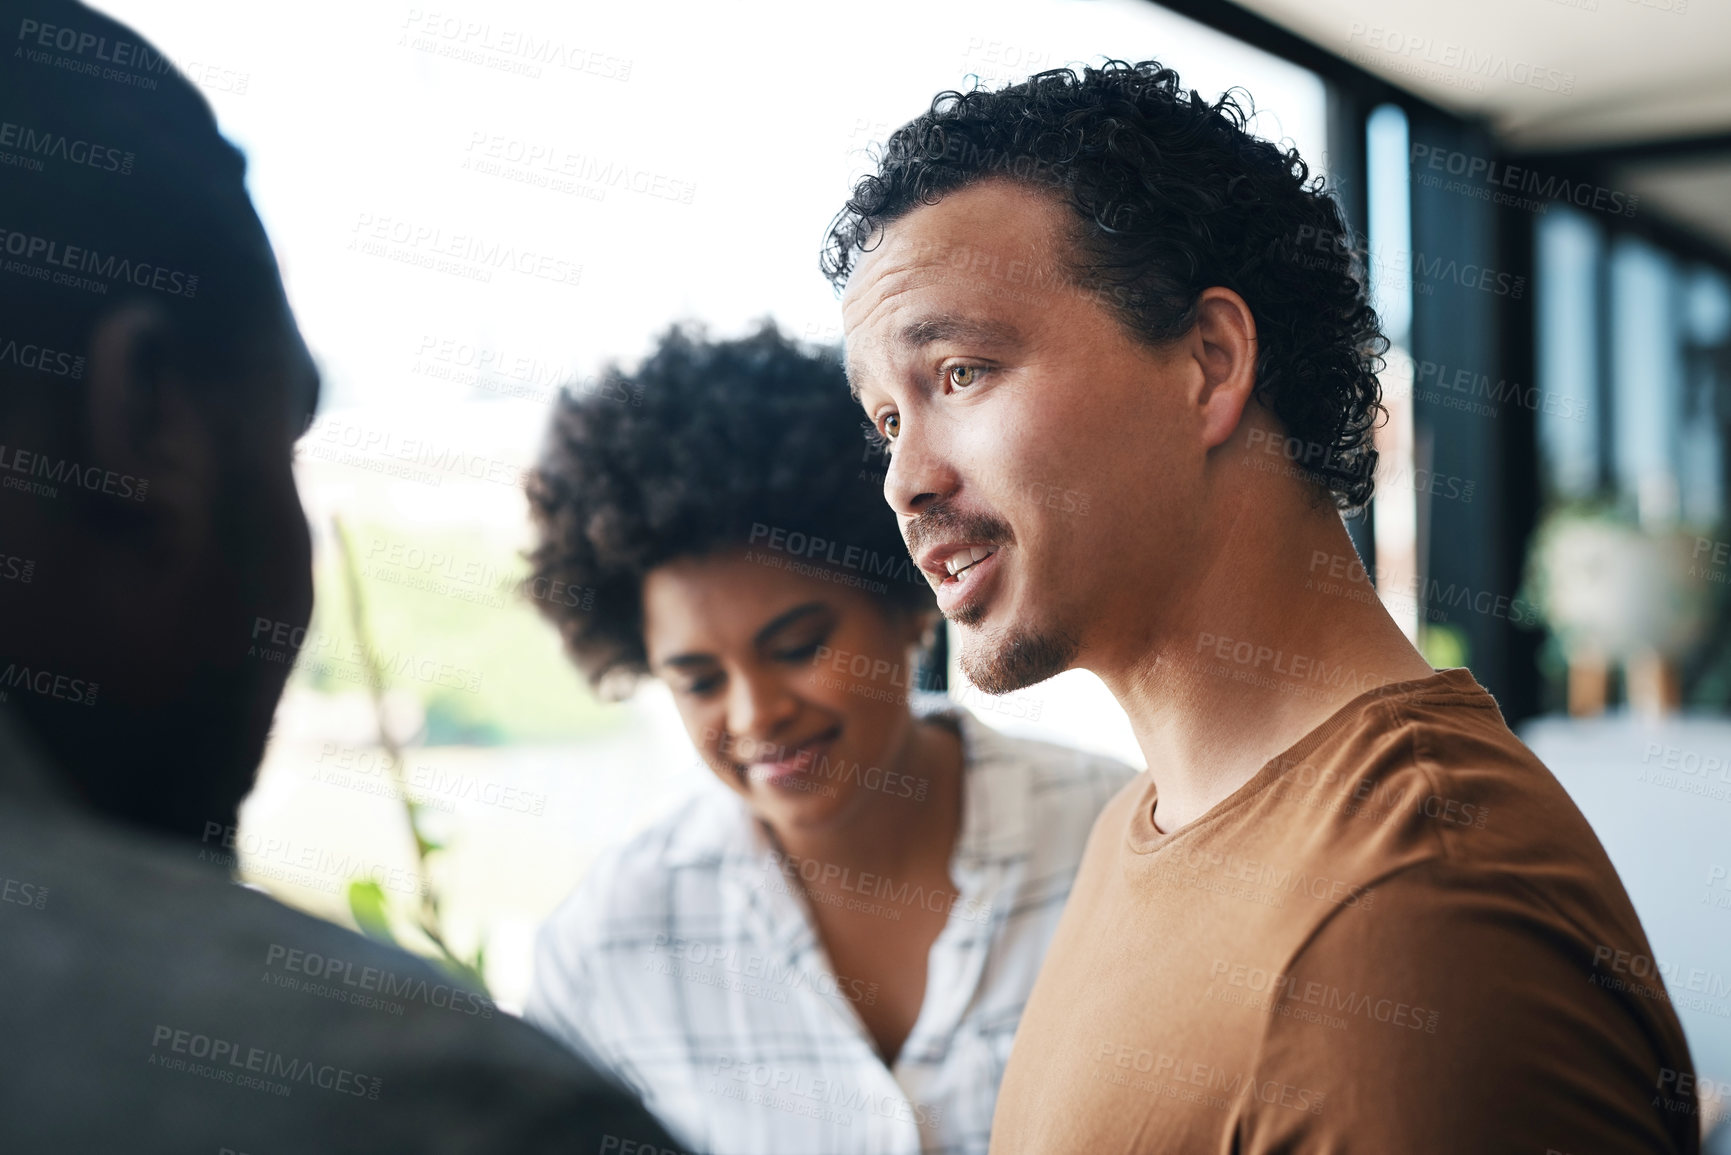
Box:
[83,302,215,546]
[1189,287,1259,451]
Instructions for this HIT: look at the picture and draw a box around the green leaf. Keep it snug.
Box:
[347,879,397,944]
[409,817,446,856]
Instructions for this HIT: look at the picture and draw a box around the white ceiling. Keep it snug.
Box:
[1240,0,1731,149]
[1231,0,1731,254]
[1617,157,1731,254]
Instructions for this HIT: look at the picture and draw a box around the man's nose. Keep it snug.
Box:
[882,420,956,519]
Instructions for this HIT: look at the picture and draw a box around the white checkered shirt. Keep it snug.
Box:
[525,701,1135,1154]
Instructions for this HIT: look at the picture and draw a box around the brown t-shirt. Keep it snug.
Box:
[990,668,1700,1154]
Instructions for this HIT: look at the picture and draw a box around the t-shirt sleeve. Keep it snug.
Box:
[1234,864,1699,1155]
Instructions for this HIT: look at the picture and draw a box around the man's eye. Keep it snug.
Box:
[862,417,895,457]
[867,413,899,447]
[684,676,722,697]
[947,365,985,389]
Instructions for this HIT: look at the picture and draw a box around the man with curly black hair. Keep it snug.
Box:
[827,61,1697,1154]
[520,323,1133,1154]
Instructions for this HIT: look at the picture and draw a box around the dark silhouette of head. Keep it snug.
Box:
[0,0,319,841]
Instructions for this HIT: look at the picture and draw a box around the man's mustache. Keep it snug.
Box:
[905,503,1014,560]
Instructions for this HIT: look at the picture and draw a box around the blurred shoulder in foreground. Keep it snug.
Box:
[0,1,690,1150]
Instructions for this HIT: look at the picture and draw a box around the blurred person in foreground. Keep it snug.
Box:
[827,61,1703,1153]
[521,323,1134,1155]
[0,2,686,1150]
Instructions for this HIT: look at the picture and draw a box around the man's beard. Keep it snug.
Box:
[905,500,1075,692]
[22,502,298,845]
[957,620,1077,694]
[53,654,280,844]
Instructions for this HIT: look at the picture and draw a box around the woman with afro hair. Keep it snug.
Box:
[519,322,1133,1154]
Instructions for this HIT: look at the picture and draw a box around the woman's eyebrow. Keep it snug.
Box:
[653,603,829,670]
[753,602,830,647]
[657,652,719,673]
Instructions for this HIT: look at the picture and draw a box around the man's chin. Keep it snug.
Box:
[79,662,278,844]
[957,622,1077,695]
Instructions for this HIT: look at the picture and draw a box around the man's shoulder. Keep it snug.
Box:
[1354,666,1532,774]
[0,802,672,1152]
[1251,858,1698,1153]
[1246,671,1635,945]
[2,801,540,1050]
[1276,670,1586,855]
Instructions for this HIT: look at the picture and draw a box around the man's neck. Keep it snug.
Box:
[0,705,72,807]
[1097,489,1435,834]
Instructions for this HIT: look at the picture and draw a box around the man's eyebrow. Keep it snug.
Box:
[849,313,1020,401]
[897,314,1020,350]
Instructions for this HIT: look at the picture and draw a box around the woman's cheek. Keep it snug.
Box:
[683,714,731,778]
[795,661,846,706]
